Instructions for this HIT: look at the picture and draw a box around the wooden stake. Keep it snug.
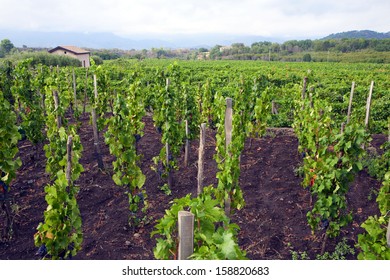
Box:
[72,68,77,114]
[165,78,173,188]
[66,136,73,188]
[53,91,61,128]
[386,218,390,248]
[225,98,233,149]
[224,98,233,218]
[302,77,308,101]
[271,100,278,114]
[365,81,374,128]
[197,123,206,195]
[309,87,314,108]
[340,122,345,134]
[83,68,88,114]
[166,141,173,188]
[91,74,104,170]
[178,211,194,260]
[184,120,189,167]
[346,82,355,124]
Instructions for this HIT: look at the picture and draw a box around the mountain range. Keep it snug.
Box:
[0,29,389,50]
[322,30,390,40]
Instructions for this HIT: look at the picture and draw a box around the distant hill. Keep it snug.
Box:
[322,30,390,40]
[0,29,282,50]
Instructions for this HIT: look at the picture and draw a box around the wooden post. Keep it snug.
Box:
[184,120,189,167]
[72,68,77,114]
[271,100,278,114]
[91,74,104,170]
[224,98,233,218]
[225,98,233,150]
[301,77,308,110]
[346,81,355,124]
[302,77,308,101]
[66,136,73,188]
[53,91,61,128]
[178,211,194,260]
[83,68,88,114]
[386,219,390,248]
[197,123,206,195]
[340,122,345,134]
[165,78,173,188]
[166,141,173,188]
[309,86,314,108]
[388,118,390,143]
[365,81,374,128]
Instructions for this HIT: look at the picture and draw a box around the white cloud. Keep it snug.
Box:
[0,0,388,38]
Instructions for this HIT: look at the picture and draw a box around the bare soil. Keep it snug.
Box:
[0,114,385,260]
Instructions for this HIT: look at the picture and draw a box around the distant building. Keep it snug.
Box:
[219,46,232,52]
[48,46,90,67]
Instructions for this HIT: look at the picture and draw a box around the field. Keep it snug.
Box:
[0,59,389,260]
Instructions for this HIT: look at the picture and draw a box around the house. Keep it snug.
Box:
[48,46,90,67]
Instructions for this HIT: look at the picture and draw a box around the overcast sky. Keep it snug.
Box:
[0,0,388,39]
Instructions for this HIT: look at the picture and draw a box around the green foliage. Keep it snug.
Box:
[152,186,246,260]
[364,142,390,181]
[0,39,15,57]
[36,126,84,259]
[293,89,369,238]
[290,238,355,260]
[0,91,22,186]
[12,59,46,144]
[35,66,84,259]
[34,170,83,260]
[317,238,355,260]
[104,77,147,227]
[5,51,81,67]
[303,53,312,62]
[150,63,186,191]
[357,171,390,260]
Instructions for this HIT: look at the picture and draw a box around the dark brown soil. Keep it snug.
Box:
[0,114,385,260]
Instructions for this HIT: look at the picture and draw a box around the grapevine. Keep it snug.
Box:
[105,77,147,227]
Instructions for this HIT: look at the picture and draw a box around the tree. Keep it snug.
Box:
[0,39,15,57]
[303,53,312,62]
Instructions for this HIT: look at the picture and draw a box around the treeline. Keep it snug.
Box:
[208,38,390,60]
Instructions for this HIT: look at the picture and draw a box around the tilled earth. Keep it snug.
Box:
[0,114,385,260]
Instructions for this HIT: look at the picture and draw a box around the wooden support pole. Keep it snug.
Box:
[66,136,73,188]
[72,68,77,113]
[197,123,206,196]
[302,77,308,101]
[340,122,345,134]
[225,98,233,150]
[83,68,88,114]
[91,74,104,170]
[166,141,173,188]
[388,118,390,143]
[387,219,390,248]
[301,77,308,110]
[271,100,278,114]
[53,91,61,129]
[184,119,189,167]
[346,81,355,124]
[309,86,314,108]
[224,98,233,218]
[365,81,374,128]
[178,211,194,260]
[165,78,173,188]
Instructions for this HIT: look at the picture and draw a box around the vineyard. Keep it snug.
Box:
[0,58,389,260]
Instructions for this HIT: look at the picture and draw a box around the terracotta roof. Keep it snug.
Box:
[48,46,90,54]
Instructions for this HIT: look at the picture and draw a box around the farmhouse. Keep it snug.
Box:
[48,46,90,67]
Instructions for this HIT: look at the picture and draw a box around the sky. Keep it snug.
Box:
[0,0,389,40]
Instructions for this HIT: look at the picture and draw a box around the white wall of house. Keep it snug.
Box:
[51,49,90,67]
